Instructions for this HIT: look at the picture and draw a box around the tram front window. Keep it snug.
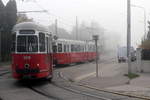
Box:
[17,36,38,52]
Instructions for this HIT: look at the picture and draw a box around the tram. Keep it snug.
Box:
[11,22,53,80]
[53,39,96,65]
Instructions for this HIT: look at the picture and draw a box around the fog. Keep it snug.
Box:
[3,0,150,50]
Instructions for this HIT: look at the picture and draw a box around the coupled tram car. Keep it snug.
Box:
[11,22,97,80]
[52,39,97,65]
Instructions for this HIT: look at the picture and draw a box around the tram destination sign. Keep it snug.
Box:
[19,30,35,34]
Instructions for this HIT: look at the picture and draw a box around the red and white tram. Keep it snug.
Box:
[52,39,96,65]
[11,22,53,80]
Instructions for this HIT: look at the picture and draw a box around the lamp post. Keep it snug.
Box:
[131,4,146,40]
[93,35,99,77]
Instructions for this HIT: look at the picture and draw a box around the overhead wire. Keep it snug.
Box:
[33,0,75,28]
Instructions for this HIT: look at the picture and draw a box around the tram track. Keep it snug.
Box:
[25,81,111,100]
[0,70,11,76]
[27,86,62,100]
[51,81,112,100]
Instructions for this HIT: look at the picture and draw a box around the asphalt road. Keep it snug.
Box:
[0,54,142,100]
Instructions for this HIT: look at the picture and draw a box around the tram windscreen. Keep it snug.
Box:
[17,36,38,52]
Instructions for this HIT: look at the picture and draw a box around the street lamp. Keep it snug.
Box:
[131,4,147,40]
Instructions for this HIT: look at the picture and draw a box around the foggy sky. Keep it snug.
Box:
[2,0,150,48]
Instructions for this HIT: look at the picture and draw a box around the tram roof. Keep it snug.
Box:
[12,22,50,33]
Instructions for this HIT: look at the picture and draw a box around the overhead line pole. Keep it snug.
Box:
[127,0,131,74]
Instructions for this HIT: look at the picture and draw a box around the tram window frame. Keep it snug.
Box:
[58,43,62,52]
[39,32,46,52]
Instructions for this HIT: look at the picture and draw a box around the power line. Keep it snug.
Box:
[17,10,47,13]
[33,0,74,27]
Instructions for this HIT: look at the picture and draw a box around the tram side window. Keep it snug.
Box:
[74,45,77,52]
[67,45,69,52]
[58,43,62,52]
[82,45,84,52]
[53,45,57,53]
[84,45,86,52]
[71,44,74,52]
[77,45,80,52]
[88,45,90,52]
[39,33,45,52]
[93,45,96,52]
[64,45,66,52]
[11,34,16,52]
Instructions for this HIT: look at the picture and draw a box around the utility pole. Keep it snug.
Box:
[127,0,131,74]
[55,19,58,36]
[76,16,78,40]
[93,35,99,78]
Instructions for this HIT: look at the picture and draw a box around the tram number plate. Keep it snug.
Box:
[23,56,31,60]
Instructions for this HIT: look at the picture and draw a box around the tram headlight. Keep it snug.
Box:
[37,64,39,67]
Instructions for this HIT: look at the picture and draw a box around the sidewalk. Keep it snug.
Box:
[79,76,129,88]
[105,73,150,97]
[77,65,150,98]
[77,62,130,88]
[61,60,150,98]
